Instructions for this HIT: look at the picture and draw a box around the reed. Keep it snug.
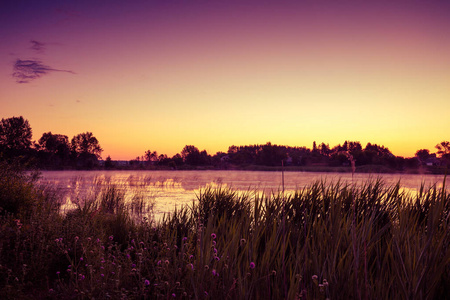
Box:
[0,167,448,299]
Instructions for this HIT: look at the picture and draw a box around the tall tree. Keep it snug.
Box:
[39,132,70,154]
[435,141,450,158]
[144,150,158,162]
[415,149,430,164]
[0,116,32,152]
[71,132,103,159]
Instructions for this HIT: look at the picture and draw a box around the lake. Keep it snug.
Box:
[38,170,447,219]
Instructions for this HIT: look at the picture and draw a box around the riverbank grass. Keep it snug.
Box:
[0,165,449,299]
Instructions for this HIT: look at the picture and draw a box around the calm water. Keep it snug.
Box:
[38,170,446,219]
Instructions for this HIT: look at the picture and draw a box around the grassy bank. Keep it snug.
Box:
[0,164,449,299]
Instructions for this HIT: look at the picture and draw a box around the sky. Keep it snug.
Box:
[1,0,449,160]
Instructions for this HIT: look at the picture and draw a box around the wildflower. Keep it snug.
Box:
[74,236,79,241]
[109,235,114,241]
[157,260,162,266]
[172,293,176,297]
[249,262,256,269]
[212,240,216,246]
[56,271,60,276]
[144,279,150,286]
[211,233,216,239]
[189,263,194,270]
[240,238,246,246]
[101,274,104,277]
[182,237,188,242]
[204,265,209,270]
[215,256,220,261]
[165,260,170,265]
[131,263,136,268]
[80,257,83,261]
[212,269,217,276]
[204,291,208,296]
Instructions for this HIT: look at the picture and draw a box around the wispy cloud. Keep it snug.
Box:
[30,40,45,53]
[12,59,75,83]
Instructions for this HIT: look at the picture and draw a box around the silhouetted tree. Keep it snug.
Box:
[319,142,331,157]
[415,149,430,164]
[0,116,32,153]
[39,132,69,153]
[104,155,114,169]
[71,132,103,159]
[435,141,450,158]
[181,145,210,165]
[71,132,103,168]
[144,150,158,162]
[38,132,70,167]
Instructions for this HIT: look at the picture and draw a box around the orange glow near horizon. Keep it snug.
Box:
[1,1,449,160]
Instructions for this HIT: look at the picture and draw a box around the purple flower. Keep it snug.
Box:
[101,273,104,277]
[109,235,114,241]
[250,262,256,269]
[56,271,60,276]
[80,257,83,261]
[172,293,176,297]
[211,233,216,239]
[144,279,150,286]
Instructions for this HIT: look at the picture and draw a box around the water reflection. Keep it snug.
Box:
[38,170,447,219]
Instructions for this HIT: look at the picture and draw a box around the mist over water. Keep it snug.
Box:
[38,170,446,219]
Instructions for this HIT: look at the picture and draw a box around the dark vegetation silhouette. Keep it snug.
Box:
[0,116,449,172]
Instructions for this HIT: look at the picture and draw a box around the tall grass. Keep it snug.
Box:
[0,165,448,299]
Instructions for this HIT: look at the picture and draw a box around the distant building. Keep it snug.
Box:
[425,154,440,166]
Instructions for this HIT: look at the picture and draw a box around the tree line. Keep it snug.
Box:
[1,116,449,172]
[0,116,102,169]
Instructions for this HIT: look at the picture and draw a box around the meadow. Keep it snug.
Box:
[0,162,449,299]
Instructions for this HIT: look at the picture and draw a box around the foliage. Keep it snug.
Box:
[0,116,32,152]
[71,132,103,159]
